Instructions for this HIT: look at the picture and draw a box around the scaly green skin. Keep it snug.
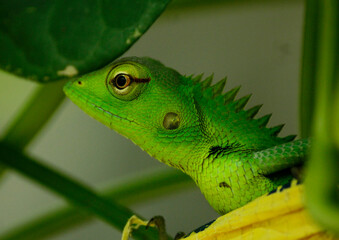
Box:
[64,57,309,214]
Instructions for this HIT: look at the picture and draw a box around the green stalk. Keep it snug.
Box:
[0,170,192,240]
[299,0,320,138]
[304,0,339,235]
[0,80,66,176]
[0,143,167,240]
[2,80,66,149]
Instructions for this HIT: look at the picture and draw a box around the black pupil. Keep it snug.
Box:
[116,75,127,88]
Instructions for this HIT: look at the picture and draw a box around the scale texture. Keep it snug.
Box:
[64,57,309,214]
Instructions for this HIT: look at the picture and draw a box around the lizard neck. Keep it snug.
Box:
[139,128,210,174]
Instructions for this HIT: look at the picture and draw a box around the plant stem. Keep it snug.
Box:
[0,80,66,177]
[0,143,166,240]
[304,0,339,235]
[0,170,192,240]
[2,80,66,149]
[299,0,320,138]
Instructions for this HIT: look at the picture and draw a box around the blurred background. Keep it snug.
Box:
[0,0,304,239]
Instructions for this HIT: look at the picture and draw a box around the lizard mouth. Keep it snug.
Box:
[88,101,139,125]
[64,82,139,126]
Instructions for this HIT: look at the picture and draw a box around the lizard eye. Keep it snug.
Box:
[108,73,136,96]
[114,74,132,89]
[106,61,150,101]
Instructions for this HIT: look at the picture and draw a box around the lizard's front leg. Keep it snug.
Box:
[122,215,168,240]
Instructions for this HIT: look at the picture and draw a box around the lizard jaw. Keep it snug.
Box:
[88,101,140,126]
[63,82,139,128]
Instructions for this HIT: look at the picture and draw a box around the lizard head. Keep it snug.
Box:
[64,57,205,169]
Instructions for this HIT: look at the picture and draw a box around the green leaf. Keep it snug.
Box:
[0,0,170,82]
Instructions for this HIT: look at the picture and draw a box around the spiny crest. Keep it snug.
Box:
[269,124,284,136]
[234,94,251,112]
[281,134,296,142]
[191,73,204,84]
[188,74,290,139]
[201,74,214,89]
[224,86,240,104]
[256,114,272,127]
[190,73,248,110]
[246,105,262,119]
[211,77,226,96]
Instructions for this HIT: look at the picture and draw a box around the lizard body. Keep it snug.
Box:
[64,57,309,214]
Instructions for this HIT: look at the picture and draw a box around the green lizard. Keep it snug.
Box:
[63,56,309,215]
